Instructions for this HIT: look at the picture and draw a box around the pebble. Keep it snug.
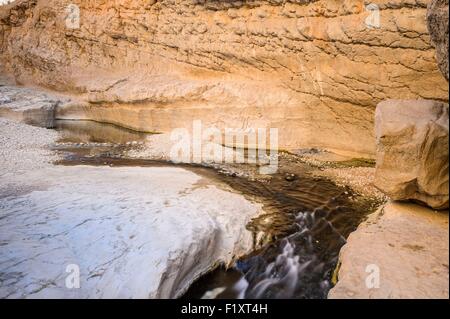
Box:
[285,173,296,182]
[0,118,59,174]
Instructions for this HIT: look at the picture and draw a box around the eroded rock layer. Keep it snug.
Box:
[1,0,448,156]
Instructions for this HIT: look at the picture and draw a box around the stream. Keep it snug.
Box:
[52,119,378,299]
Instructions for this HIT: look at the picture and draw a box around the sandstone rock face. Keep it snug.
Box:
[1,0,448,157]
[427,0,449,81]
[329,201,449,299]
[374,99,449,210]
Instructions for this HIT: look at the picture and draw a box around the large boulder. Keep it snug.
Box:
[427,0,449,82]
[329,201,449,299]
[374,100,449,210]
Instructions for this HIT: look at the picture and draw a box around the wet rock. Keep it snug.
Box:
[427,0,449,81]
[374,100,449,209]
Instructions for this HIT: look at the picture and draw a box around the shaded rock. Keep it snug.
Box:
[329,201,449,299]
[374,100,449,210]
[427,0,449,81]
[0,85,70,128]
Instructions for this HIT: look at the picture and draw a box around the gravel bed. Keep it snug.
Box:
[0,118,59,177]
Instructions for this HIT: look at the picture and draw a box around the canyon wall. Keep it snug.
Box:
[0,0,448,156]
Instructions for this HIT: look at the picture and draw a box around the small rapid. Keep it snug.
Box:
[236,209,348,299]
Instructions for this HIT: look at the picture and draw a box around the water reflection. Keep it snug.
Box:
[54,120,150,145]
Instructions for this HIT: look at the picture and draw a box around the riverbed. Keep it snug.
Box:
[51,119,380,299]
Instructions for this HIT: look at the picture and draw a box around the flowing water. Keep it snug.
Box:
[52,120,379,299]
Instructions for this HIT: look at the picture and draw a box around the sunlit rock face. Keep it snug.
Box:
[0,0,448,157]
